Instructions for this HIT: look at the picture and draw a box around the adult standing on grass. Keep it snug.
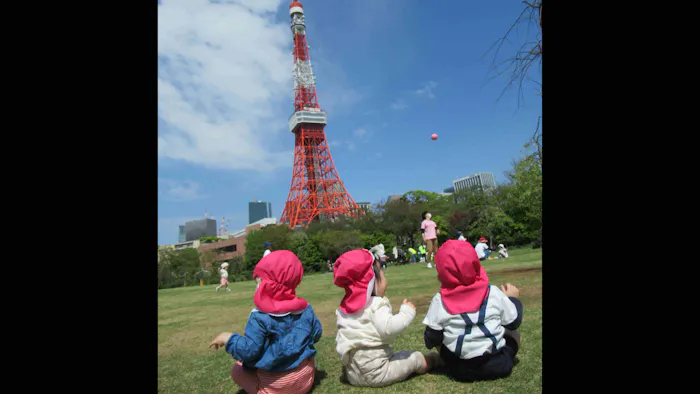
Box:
[420,212,440,264]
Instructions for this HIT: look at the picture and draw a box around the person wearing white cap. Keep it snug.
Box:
[216,262,231,292]
[498,244,509,259]
[369,244,389,271]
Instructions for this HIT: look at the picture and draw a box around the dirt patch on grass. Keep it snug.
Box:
[490,266,542,275]
[409,294,434,313]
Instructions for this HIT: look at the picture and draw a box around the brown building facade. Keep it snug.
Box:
[198,221,269,264]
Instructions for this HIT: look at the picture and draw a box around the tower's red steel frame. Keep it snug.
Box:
[280,1,363,228]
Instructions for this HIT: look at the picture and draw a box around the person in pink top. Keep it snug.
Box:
[420,211,440,264]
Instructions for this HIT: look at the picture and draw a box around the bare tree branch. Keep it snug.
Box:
[485,1,542,107]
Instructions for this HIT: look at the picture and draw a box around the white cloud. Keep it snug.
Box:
[158,0,293,172]
[413,81,437,99]
[159,179,207,201]
[390,100,408,110]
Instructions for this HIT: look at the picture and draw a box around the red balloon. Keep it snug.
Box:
[431,133,438,140]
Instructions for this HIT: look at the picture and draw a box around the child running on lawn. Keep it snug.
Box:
[216,262,230,292]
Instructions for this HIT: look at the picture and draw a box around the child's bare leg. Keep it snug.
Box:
[231,362,259,393]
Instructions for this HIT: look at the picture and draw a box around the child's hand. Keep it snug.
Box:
[209,332,233,350]
[402,299,416,310]
[500,283,520,298]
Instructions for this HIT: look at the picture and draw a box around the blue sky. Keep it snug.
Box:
[158,0,541,245]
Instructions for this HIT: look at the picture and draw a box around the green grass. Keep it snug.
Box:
[158,248,542,393]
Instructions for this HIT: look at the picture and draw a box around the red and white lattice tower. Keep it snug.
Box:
[280,1,363,228]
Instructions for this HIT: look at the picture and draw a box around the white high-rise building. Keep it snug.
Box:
[453,172,496,192]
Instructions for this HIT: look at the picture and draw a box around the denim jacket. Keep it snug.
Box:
[225,305,323,372]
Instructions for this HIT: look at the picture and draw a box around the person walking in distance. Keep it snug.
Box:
[216,263,231,292]
[420,212,440,264]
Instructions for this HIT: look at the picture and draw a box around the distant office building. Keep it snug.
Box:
[443,186,455,194]
[356,202,371,213]
[178,225,186,243]
[249,201,273,224]
[387,195,402,203]
[184,218,217,241]
[198,217,279,265]
[453,172,496,192]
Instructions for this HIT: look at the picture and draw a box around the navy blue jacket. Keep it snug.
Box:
[225,305,322,372]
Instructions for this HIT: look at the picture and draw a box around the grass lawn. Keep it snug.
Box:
[158,248,542,393]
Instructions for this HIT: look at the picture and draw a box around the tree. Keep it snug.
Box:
[487,0,542,105]
[380,198,424,248]
[244,224,292,270]
[431,215,451,244]
[403,190,453,218]
[486,1,542,175]
[226,256,247,282]
[312,230,362,261]
[289,231,324,272]
[359,231,395,251]
[503,150,542,246]
[157,248,202,289]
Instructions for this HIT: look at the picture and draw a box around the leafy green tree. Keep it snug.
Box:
[244,225,292,270]
[312,230,362,261]
[379,198,424,248]
[403,190,453,218]
[289,231,324,272]
[431,215,451,244]
[157,248,201,288]
[359,231,395,251]
[501,146,542,246]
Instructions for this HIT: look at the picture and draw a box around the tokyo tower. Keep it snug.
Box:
[280,1,363,228]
